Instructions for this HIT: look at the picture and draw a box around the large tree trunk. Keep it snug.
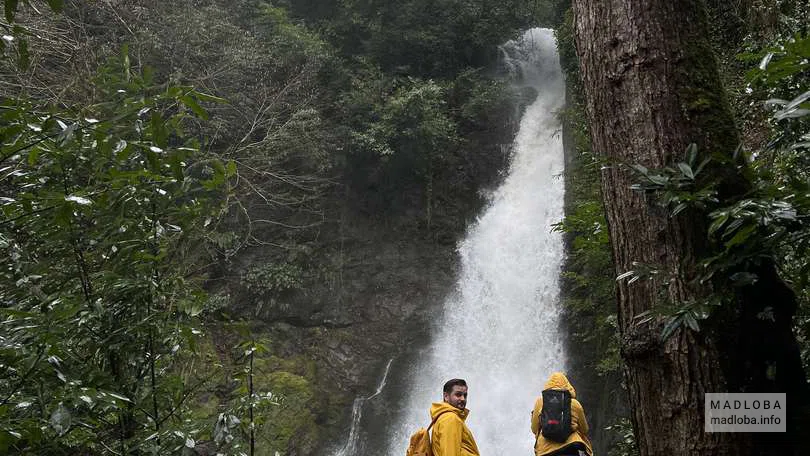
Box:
[570,1,808,455]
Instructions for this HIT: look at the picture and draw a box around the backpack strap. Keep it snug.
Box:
[534,401,541,448]
[427,410,454,431]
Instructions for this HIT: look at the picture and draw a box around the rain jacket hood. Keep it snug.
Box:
[531,373,592,456]
[430,402,479,456]
[543,372,576,398]
[430,402,470,421]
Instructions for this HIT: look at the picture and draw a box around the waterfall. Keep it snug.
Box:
[334,359,394,456]
[384,28,567,455]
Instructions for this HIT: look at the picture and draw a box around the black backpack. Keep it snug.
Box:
[540,388,573,442]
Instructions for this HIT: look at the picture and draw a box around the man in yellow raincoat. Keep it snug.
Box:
[430,379,481,456]
[531,372,593,456]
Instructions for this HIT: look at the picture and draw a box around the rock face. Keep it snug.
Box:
[240,224,460,454]
[222,128,521,455]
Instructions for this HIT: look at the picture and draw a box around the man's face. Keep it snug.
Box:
[443,385,468,410]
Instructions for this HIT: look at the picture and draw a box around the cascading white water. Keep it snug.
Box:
[335,359,394,456]
[385,28,567,456]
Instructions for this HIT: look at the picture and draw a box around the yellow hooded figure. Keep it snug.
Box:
[531,372,593,456]
[430,402,480,456]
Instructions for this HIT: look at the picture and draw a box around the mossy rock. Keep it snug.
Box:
[253,371,319,455]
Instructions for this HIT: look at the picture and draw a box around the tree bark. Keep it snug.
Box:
[571,1,808,454]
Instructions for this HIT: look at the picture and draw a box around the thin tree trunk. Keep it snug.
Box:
[249,345,255,456]
[571,1,807,454]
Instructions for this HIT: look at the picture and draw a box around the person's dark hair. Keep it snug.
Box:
[443,378,467,394]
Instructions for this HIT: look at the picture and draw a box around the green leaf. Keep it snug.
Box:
[671,202,688,217]
[45,0,63,13]
[27,147,39,165]
[677,162,694,180]
[694,158,711,176]
[758,52,775,70]
[633,310,655,326]
[142,64,154,84]
[212,159,226,179]
[708,212,728,236]
[180,95,208,120]
[648,174,668,186]
[723,218,745,238]
[4,0,18,22]
[683,312,700,332]
[17,36,29,70]
[169,153,185,181]
[724,224,756,249]
[112,139,127,154]
[145,148,159,170]
[193,91,228,104]
[106,392,132,403]
[630,164,648,176]
[0,430,19,454]
[121,44,130,81]
[685,143,698,165]
[661,315,682,341]
[150,112,168,148]
[179,298,204,317]
[615,270,635,281]
[65,195,93,206]
[53,202,73,227]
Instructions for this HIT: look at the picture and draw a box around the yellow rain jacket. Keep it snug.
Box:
[430,402,481,456]
[531,372,593,456]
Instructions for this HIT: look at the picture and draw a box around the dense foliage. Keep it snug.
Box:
[0,48,236,453]
[282,0,550,77]
[733,31,810,375]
